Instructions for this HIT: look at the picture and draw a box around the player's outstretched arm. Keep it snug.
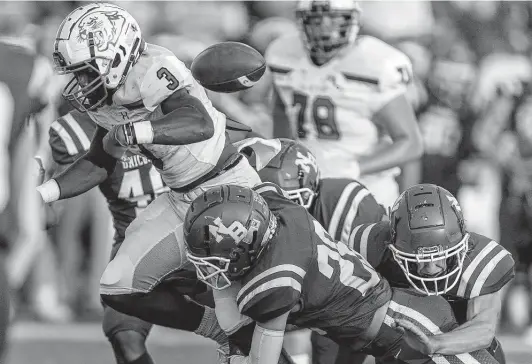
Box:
[358,93,424,176]
[229,311,289,364]
[272,87,294,139]
[430,289,504,355]
[108,88,215,147]
[37,126,117,203]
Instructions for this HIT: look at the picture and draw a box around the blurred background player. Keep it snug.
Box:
[0,38,52,361]
[266,0,423,209]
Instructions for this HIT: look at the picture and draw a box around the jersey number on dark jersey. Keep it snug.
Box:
[118,165,165,211]
[313,220,380,295]
[294,92,340,140]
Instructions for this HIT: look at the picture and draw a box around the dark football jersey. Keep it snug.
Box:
[312,178,387,245]
[48,110,169,243]
[349,221,515,299]
[237,183,391,346]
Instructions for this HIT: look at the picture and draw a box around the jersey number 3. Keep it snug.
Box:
[157,67,179,91]
[313,220,380,296]
[293,92,340,140]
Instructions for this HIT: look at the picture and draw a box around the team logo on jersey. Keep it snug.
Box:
[76,11,125,52]
[208,217,259,245]
[295,151,318,174]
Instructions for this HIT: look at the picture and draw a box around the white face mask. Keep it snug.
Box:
[389,233,470,296]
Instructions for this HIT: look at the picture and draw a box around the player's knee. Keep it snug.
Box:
[110,330,148,363]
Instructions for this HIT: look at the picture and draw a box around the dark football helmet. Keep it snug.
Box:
[389,184,469,295]
[258,138,320,209]
[296,0,361,65]
[184,185,277,290]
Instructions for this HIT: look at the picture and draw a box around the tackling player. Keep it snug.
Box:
[183,184,501,364]
[36,3,261,362]
[266,0,423,208]
[349,184,513,360]
[0,39,52,360]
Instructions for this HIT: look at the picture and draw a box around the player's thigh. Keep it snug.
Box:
[102,304,152,339]
[100,193,188,294]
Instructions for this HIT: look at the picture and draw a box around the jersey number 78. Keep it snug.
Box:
[313,219,380,296]
[294,92,340,140]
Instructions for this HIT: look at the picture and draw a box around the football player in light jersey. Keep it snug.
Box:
[183,184,501,364]
[349,184,513,361]
[266,0,423,208]
[36,3,261,362]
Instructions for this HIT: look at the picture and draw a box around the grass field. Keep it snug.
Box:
[3,321,532,364]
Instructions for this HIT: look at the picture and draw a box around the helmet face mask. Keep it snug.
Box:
[258,139,320,210]
[296,0,361,65]
[53,3,144,112]
[389,233,469,295]
[389,184,469,296]
[186,254,232,290]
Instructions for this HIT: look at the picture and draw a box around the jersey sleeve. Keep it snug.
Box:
[48,112,95,165]
[347,221,391,268]
[375,49,413,109]
[454,235,515,299]
[140,55,191,112]
[236,263,305,323]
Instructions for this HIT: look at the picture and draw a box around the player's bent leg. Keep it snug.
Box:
[385,288,501,364]
[102,305,153,364]
[100,194,227,346]
[311,331,339,364]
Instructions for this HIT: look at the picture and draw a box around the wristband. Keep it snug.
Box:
[132,120,154,144]
[37,179,60,203]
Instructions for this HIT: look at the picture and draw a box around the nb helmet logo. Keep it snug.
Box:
[295,151,318,174]
[209,217,248,244]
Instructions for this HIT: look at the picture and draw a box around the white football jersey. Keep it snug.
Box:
[88,43,227,189]
[266,34,412,180]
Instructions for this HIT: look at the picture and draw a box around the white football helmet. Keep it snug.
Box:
[296,0,361,65]
[53,3,144,112]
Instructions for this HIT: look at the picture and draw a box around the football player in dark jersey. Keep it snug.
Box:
[183,183,501,364]
[0,40,53,360]
[48,109,227,364]
[350,184,513,361]
[241,138,387,243]
[237,138,386,364]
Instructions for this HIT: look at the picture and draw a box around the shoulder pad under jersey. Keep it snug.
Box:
[348,221,391,268]
[137,43,192,111]
[48,111,95,165]
[318,178,387,244]
[265,34,305,77]
[339,36,412,93]
[453,233,515,299]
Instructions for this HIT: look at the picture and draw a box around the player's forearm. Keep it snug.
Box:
[358,136,423,176]
[432,320,494,355]
[44,157,108,200]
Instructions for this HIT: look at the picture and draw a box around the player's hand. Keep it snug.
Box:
[395,318,437,355]
[103,127,128,159]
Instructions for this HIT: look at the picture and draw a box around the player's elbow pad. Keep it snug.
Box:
[160,89,215,138]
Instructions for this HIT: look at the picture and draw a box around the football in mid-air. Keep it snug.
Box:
[191,42,266,93]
